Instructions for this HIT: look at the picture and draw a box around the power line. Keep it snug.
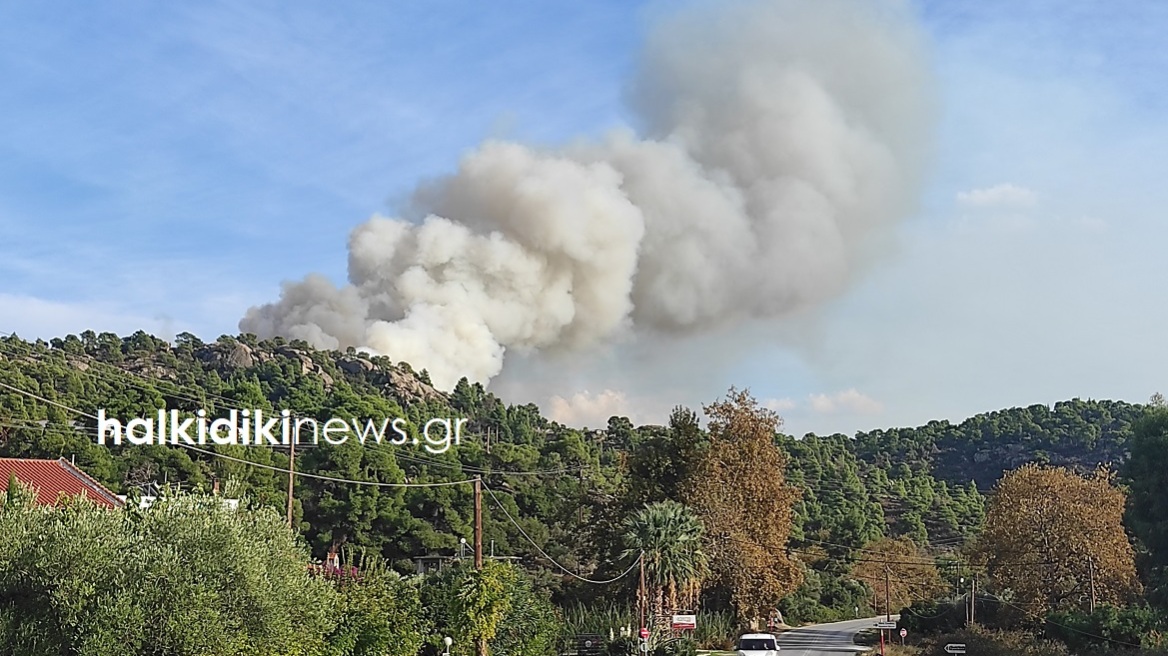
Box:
[0,376,622,578]
[0,336,584,476]
[481,480,642,585]
[0,380,475,489]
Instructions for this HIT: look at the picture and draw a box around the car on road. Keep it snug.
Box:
[736,632,780,655]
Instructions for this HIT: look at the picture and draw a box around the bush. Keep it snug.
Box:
[489,570,561,656]
[1045,605,1167,651]
[919,626,1067,656]
[420,561,559,656]
[899,595,1015,635]
[690,610,738,649]
[606,636,637,656]
[899,599,966,635]
[0,489,336,656]
[324,553,427,656]
[652,637,697,656]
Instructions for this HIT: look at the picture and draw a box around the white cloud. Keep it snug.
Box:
[547,389,640,428]
[807,389,884,415]
[956,183,1038,209]
[763,397,798,412]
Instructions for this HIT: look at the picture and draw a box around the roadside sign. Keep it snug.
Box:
[671,614,697,630]
[874,621,896,629]
[639,627,649,639]
[945,644,966,654]
[900,629,907,638]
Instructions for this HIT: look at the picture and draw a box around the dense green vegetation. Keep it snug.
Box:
[0,330,1160,654]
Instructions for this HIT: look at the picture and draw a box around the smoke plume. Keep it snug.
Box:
[241,0,933,390]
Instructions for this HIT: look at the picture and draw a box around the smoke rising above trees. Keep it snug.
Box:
[240,0,934,390]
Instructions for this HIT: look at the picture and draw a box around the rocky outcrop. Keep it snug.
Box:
[338,357,375,375]
[175,338,448,405]
[226,343,255,369]
[384,368,445,405]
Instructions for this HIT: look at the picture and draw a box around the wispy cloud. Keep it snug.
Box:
[956,183,1038,209]
[807,389,884,415]
[764,397,798,412]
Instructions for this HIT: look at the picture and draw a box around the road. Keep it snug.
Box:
[776,616,897,655]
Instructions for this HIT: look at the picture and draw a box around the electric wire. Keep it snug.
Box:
[0,380,475,489]
[481,479,643,585]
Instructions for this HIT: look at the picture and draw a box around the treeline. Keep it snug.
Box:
[0,331,1155,638]
[893,412,1168,655]
[0,484,557,656]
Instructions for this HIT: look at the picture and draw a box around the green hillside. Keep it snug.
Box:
[0,330,1152,623]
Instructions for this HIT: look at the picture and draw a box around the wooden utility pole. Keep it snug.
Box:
[639,553,647,634]
[474,477,486,656]
[970,575,977,624]
[286,439,296,529]
[1089,558,1097,613]
[884,565,891,621]
[474,477,483,569]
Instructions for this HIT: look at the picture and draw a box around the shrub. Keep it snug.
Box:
[324,553,427,656]
[1045,605,1167,651]
[0,489,336,656]
[919,626,1067,656]
[607,636,637,656]
[652,637,697,656]
[420,561,559,656]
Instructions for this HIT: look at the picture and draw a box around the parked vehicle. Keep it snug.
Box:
[735,633,780,655]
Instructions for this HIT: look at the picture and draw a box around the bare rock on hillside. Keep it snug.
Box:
[385,368,445,405]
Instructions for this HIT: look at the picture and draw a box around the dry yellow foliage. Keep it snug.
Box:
[851,537,946,615]
[686,388,803,621]
[972,464,1141,616]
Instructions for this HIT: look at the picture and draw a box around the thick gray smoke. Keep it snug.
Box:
[240,0,933,390]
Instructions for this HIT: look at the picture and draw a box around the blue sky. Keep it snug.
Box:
[3,0,1167,436]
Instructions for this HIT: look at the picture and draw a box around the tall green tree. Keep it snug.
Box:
[625,407,708,508]
[1124,406,1168,605]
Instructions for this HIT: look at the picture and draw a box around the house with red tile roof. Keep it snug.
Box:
[0,457,123,508]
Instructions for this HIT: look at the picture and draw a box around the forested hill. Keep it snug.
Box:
[0,330,1154,619]
[848,398,1144,490]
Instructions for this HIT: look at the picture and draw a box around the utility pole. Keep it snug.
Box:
[474,477,485,656]
[474,477,483,569]
[286,439,296,529]
[970,575,977,625]
[639,553,647,635]
[884,565,891,621]
[962,574,971,620]
[1089,558,1097,613]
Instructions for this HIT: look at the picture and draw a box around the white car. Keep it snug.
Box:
[736,633,780,655]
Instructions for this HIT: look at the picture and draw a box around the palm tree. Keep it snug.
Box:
[622,500,708,633]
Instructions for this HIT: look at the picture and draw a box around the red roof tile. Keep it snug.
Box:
[0,458,123,508]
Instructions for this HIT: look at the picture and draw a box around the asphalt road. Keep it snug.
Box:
[776,616,897,655]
